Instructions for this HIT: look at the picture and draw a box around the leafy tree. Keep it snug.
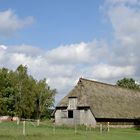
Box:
[0,68,16,116]
[0,65,56,119]
[116,77,140,90]
[14,65,35,118]
[34,79,56,120]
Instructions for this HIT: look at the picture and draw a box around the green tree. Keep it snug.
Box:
[0,65,56,119]
[0,68,16,116]
[116,77,140,90]
[34,79,56,120]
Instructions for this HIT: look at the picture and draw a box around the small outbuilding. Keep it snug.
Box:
[54,78,140,127]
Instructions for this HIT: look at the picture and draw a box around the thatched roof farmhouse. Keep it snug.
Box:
[54,78,140,127]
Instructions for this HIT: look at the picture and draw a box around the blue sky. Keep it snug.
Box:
[0,0,112,49]
[0,0,140,103]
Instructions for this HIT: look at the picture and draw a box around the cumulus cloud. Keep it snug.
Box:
[0,9,34,36]
[46,42,90,64]
[105,0,140,70]
[46,40,109,65]
[107,3,140,46]
[0,41,136,103]
[89,64,134,80]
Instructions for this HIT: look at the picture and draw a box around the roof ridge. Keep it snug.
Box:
[79,78,140,93]
[79,78,117,87]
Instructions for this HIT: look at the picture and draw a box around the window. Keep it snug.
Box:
[68,110,73,118]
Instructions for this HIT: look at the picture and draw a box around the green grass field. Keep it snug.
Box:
[0,121,140,140]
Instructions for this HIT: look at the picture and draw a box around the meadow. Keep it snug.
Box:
[0,121,140,140]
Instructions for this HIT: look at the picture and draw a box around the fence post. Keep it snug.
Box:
[37,119,40,126]
[23,121,26,136]
[107,122,110,132]
[89,124,91,131]
[75,123,77,134]
[85,123,88,134]
[53,123,56,135]
[17,118,20,125]
[100,124,102,134]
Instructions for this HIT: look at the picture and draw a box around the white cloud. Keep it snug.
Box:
[103,0,140,81]
[0,45,7,63]
[0,41,136,103]
[46,40,109,65]
[90,64,135,80]
[0,45,7,50]
[0,9,34,36]
[10,44,43,56]
[108,4,140,46]
[106,0,140,5]
[46,42,88,64]
[104,0,140,67]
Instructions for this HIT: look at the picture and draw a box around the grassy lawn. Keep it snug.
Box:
[0,121,139,140]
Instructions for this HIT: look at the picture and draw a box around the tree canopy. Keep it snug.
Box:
[0,65,56,119]
[116,77,140,90]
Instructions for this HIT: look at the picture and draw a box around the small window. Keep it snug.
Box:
[68,110,73,118]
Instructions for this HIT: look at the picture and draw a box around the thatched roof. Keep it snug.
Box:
[57,78,140,119]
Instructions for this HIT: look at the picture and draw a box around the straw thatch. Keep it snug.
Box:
[57,78,140,119]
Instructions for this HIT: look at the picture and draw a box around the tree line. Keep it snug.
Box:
[0,65,56,119]
[116,77,140,90]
